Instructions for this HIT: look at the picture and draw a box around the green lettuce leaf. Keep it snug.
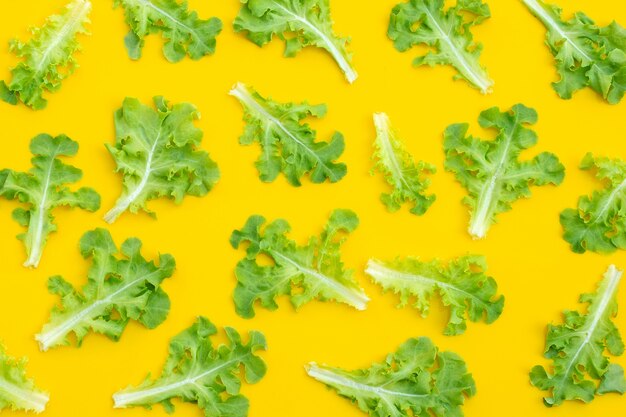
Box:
[307,337,475,417]
[231,209,368,317]
[388,0,493,93]
[444,104,565,239]
[523,0,626,104]
[530,265,625,406]
[230,82,346,186]
[0,346,49,413]
[366,255,503,335]
[0,134,100,268]
[103,96,220,223]
[113,0,222,62]
[561,153,626,254]
[113,317,267,417]
[0,0,91,110]
[35,228,175,351]
[233,0,357,83]
[372,112,436,216]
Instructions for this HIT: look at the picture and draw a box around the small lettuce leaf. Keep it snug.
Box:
[104,96,220,223]
[372,112,436,216]
[113,0,222,62]
[230,82,346,186]
[307,337,475,417]
[113,317,267,416]
[35,228,175,351]
[366,255,503,335]
[561,153,626,254]
[0,346,49,413]
[0,0,91,110]
[0,134,100,268]
[233,0,357,83]
[231,209,368,317]
[523,0,626,104]
[388,0,493,93]
[530,265,625,406]
[444,104,565,239]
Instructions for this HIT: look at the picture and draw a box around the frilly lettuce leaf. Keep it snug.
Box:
[113,0,222,62]
[35,228,175,351]
[104,96,220,223]
[230,82,346,186]
[530,265,625,406]
[523,0,626,104]
[230,209,368,317]
[0,346,49,413]
[113,317,267,417]
[561,153,626,254]
[0,0,91,110]
[444,104,565,239]
[388,0,493,93]
[307,337,475,417]
[233,0,357,83]
[0,134,100,268]
[366,255,503,335]
[372,112,436,216]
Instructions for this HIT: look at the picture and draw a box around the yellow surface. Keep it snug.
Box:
[0,0,625,416]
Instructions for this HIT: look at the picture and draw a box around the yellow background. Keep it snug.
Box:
[0,0,625,416]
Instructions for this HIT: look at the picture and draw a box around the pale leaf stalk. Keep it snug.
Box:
[104,131,160,224]
[306,362,426,399]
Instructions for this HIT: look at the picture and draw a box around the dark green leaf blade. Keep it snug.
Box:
[0,134,100,268]
[523,0,626,104]
[230,83,346,186]
[530,265,625,406]
[0,0,91,110]
[113,317,267,417]
[231,209,368,317]
[388,0,493,93]
[444,104,565,239]
[366,255,504,335]
[35,228,175,351]
[307,337,476,417]
[560,153,626,254]
[104,96,220,223]
[113,0,222,62]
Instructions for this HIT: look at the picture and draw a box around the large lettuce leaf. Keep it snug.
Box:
[444,104,564,239]
[530,265,625,406]
[307,337,475,417]
[366,255,503,335]
[36,229,175,351]
[230,82,346,186]
[113,0,222,62]
[388,0,493,93]
[104,96,219,223]
[113,317,267,417]
[0,134,100,268]
[0,0,91,109]
[234,0,357,83]
[523,0,626,104]
[231,209,368,317]
[561,153,626,254]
